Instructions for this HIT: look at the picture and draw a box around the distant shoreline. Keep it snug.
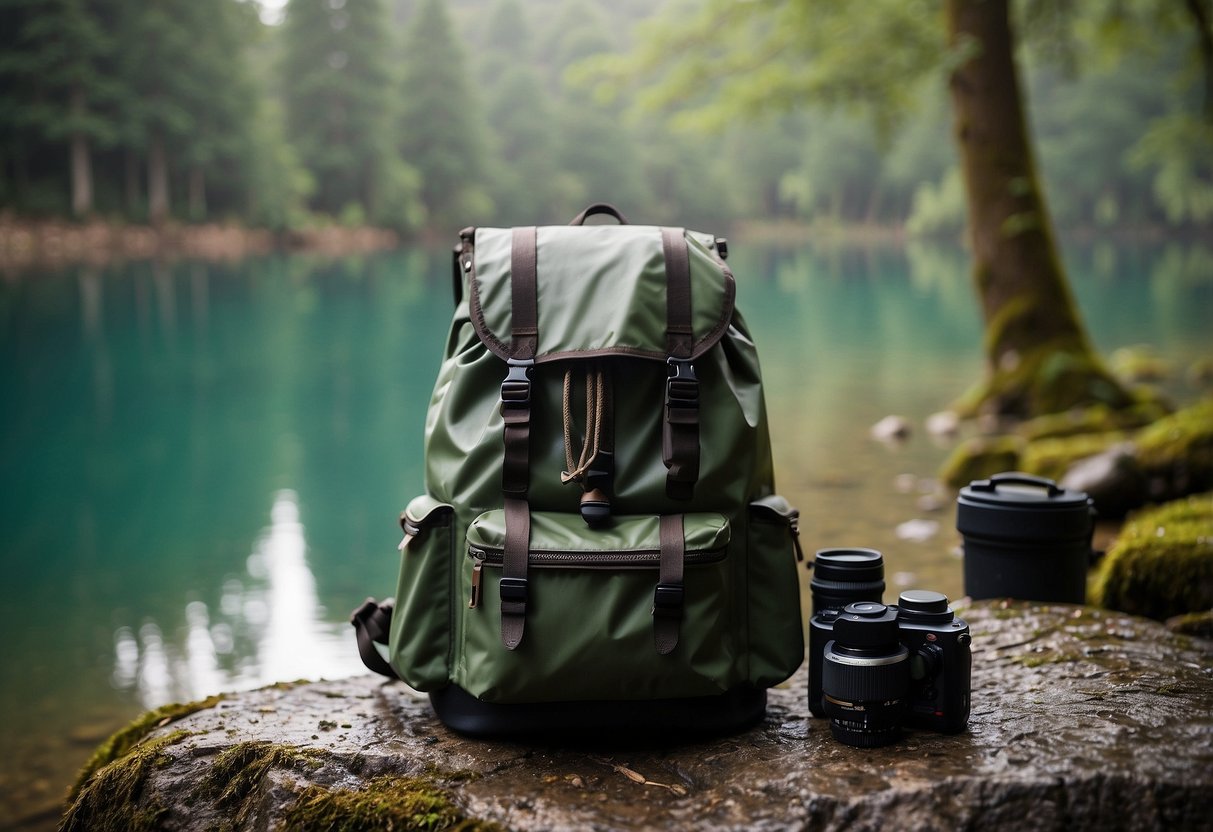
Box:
[1,215,1202,271]
[0,217,401,272]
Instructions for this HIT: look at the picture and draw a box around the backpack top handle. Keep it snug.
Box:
[569,203,630,226]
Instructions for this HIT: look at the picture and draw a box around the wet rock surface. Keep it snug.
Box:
[65,601,1213,831]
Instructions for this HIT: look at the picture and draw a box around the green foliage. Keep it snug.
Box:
[398,0,492,228]
[280,0,421,228]
[906,168,966,237]
[1,0,1209,232]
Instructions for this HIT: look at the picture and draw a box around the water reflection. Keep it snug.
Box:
[110,489,365,708]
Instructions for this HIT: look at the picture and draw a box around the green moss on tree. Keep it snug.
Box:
[60,730,190,832]
[68,694,225,803]
[284,775,500,832]
[1091,493,1213,620]
[952,341,1146,420]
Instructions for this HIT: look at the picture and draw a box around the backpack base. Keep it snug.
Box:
[428,684,766,741]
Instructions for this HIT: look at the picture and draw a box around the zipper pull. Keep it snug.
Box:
[398,532,414,552]
[468,561,483,609]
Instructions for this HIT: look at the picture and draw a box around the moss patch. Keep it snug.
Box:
[941,435,1025,488]
[196,741,325,828]
[283,774,500,832]
[1136,399,1213,487]
[60,730,189,832]
[68,694,224,803]
[952,341,1145,420]
[1019,432,1128,481]
[1091,493,1213,620]
[1018,401,1168,442]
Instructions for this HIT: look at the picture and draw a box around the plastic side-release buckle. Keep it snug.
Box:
[665,358,699,423]
[500,358,534,421]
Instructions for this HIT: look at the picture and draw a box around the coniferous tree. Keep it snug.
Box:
[398,0,492,229]
[0,0,118,216]
[280,0,419,226]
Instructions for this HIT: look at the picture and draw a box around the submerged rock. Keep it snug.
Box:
[871,415,912,443]
[63,602,1213,831]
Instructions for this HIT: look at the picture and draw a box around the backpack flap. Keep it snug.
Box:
[466,225,735,363]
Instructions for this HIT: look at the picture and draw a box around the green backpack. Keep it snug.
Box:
[353,204,804,736]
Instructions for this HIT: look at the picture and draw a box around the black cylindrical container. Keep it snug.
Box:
[956,473,1095,604]
[808,549,885,717]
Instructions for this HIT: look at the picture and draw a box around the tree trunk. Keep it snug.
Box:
[1184,0,1213,122]
[945,0,1137,418]
[148,132,170,225]
[188,165,206,221]
[69,86,93,218]
[125,149,141,217]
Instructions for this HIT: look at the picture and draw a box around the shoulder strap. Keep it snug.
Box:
[660,228,700,501]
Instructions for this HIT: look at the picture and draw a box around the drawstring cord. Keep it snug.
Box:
[561,365,606,484]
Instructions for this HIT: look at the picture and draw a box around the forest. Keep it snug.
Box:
[0,0,1209,236]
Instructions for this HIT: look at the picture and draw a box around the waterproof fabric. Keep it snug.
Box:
[388,213,804,705]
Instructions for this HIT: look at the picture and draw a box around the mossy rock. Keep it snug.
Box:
[1091,493,1213,620]
[1017,400,1168,442]
[1136,399,1213,491]
[1109,344,1173,384]
[68,694,225,802]
[1166,610,1213,640]
[1019,431,1128,482]
[940,435,1025,489]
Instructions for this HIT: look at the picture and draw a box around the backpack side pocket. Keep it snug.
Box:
[747,495,805,687]
[389,495,455,690]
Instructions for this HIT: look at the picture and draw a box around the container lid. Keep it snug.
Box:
[957,472,1094,542]
[959,472,1090,509]
[897,589,954,624]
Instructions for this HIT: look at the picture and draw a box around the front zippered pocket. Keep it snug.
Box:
[455,510,740,703]
[464,509,730,608]
[466,542,728,607]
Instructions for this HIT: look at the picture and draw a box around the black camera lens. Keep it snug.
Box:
[821,602,908,748]
[810,548,885,613]
[808,549,885,718]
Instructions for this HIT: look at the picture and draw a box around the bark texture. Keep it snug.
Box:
[945,0,1136,418]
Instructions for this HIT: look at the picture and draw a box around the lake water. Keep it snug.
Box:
[1,239,1210,826]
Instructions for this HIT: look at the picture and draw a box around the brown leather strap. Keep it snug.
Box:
[510,226,538,360]
[499,227,539,650]
[660,228,699,500]
[660,227,693,360]
[654,514,685,655]
[500,496,530,650]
